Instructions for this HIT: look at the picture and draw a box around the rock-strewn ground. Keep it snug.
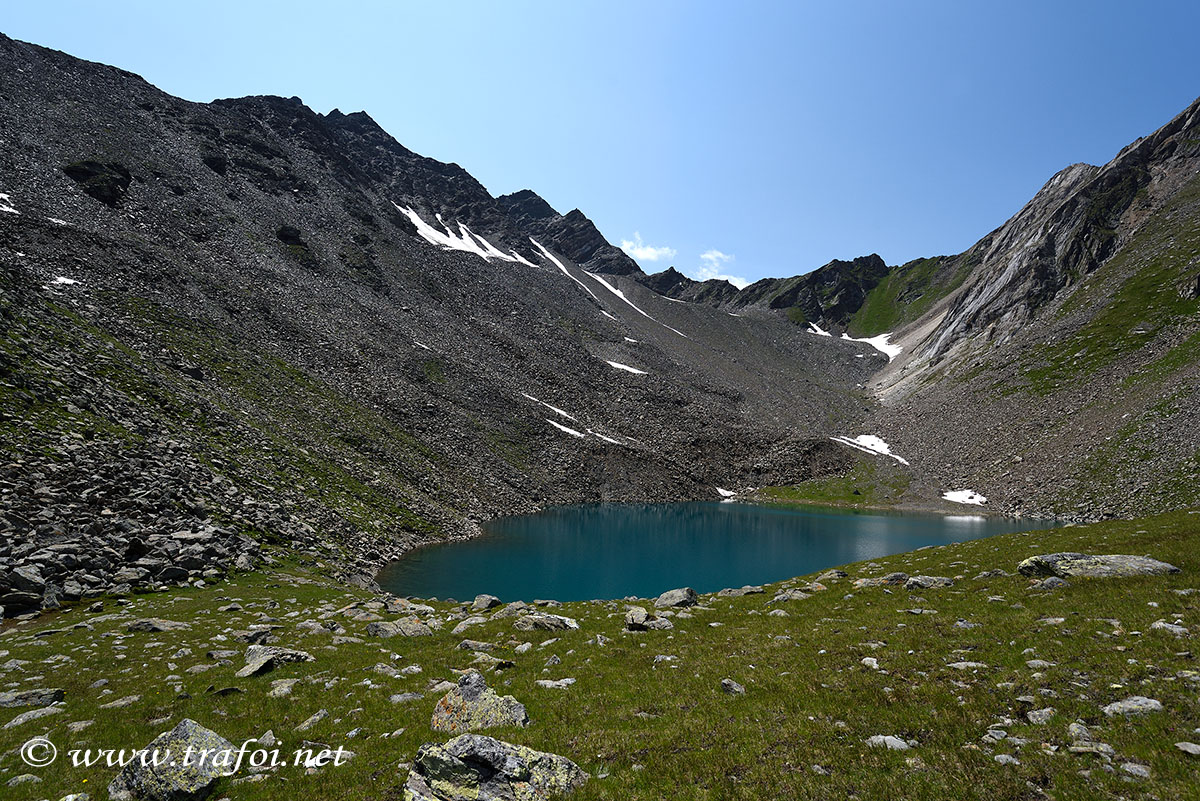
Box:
[1,510,1197,800]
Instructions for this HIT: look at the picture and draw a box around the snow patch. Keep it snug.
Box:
[623,337,639,343]
[47,218,68,226]
[49,276,79,286]
[942,490,987,506]
[808,322,832,337]
[0,193,18,215]
[830,435,910,465]
[394,204,526,264]
[414,341,432,351]
[585,272,688,338]
[546,419,586,438]
[605,360,648,375]
[841,331,903,361]
[716,487,736,498]
[600,310,618,322]
[586,429,624,445]
[522,392,577,421]
[530,238,603,303]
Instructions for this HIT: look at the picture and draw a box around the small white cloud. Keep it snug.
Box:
[620,232,677,263]
[692,249,750,289]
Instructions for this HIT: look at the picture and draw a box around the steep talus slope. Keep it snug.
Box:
[0,34,874,613]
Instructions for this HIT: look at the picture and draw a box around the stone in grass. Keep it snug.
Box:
[1026,708,1056,725]
[236,645,315,677]
[471,594,502,612]
[0,688,64,708]
[720,679,746,696]
[865,735,912,751]
[404,734,587,801]
[1102,696,1163,717]
[108,718,235,801]
[654,587,698,608]
[430,671,529,733]
[904,575,953,590]
[513,613,578,632]
[127,618,191,633]
[1176,742,1200,756]
[366,617,432,638]
[1017,553,1180,579]
[3,706,61,729]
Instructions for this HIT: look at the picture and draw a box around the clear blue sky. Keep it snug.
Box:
[5,1,1199,285]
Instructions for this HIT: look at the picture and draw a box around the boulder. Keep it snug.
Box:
[430,671,529,732]
[1102,696,1163,717]
[127,618,191,633]
[654,587,698,608]
[471,594,502,612]
[717,585,764,597]
[107,719,235,801]
[771,589,812,603]
[366,617,432,638]
[904,575,953,590]
[852,572,909,589]
[1018,553,1180,579]
[624,606,649,630]
[404,734,587,801]
[512,613,578,632]
[0,688,64,708]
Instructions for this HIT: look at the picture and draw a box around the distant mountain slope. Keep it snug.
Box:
[0,33,876,610]
[869,97,1200,519]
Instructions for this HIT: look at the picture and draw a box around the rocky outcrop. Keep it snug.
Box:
[404,734,588,801]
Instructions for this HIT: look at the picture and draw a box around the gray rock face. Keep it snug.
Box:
[404,734,588,801]
[107,718,235,801]
[1017,553,1180,579]
[654,587,698,608]
[430,671,529,733]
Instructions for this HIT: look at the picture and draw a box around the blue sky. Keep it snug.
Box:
[6,1,1199,285]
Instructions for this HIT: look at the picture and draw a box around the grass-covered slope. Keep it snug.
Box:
[2,511,1198,800]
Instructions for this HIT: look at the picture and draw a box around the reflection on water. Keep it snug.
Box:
[377,502,1055,603]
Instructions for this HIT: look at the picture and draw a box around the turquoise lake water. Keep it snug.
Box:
[376,502,1055,602]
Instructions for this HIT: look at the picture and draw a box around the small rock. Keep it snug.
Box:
[720,678,746,695]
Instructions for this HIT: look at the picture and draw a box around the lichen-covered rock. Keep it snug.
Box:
[904,575,953,590]
[107,718,235,801]
[404,734,587,801]
[852,572,909,589]
[430,671,529,732]
[1018,553,1180,579]
[654,587,698,608]
[512,613,578,632]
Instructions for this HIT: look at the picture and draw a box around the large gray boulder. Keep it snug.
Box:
[367,617,432,638]
[404,734,587,801]
[654,587,698,608]
[107,719,235,801]
[0,688,64,708]
[1018,553,1180,579]
[430,671,529,733]
[512,613,578,632]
